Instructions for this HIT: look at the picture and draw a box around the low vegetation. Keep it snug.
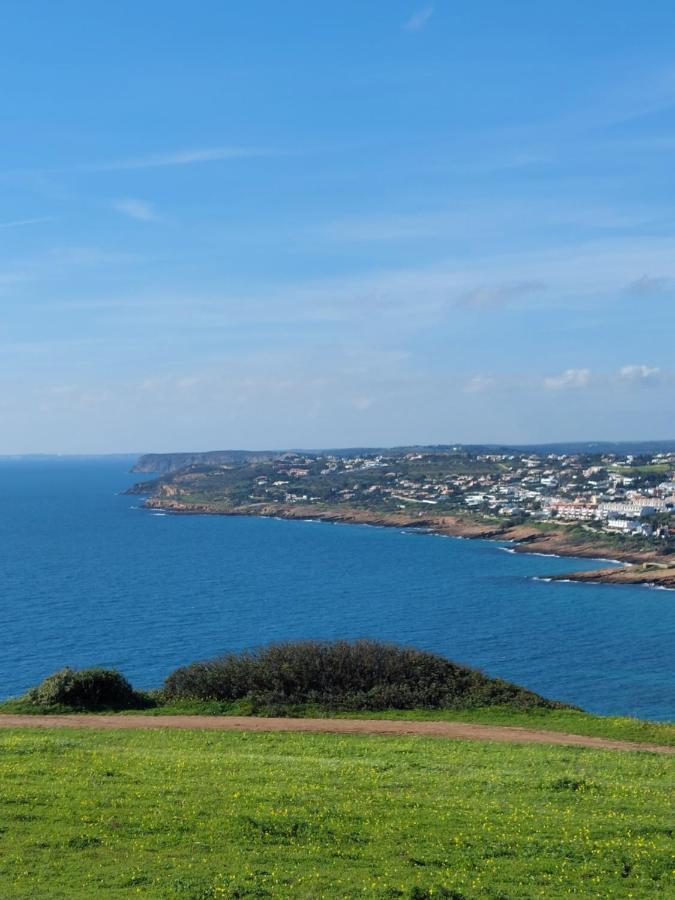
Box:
[12,642,568,715]
[6,642,675,748]
[162,640,568,711]
[24,667,146,711]
[0,727,672,898]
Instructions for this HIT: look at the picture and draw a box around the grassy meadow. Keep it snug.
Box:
[0,726,672,899]
[122,702,675,747]
[3,696,673,748]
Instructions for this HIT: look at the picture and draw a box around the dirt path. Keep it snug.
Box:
[0,714,672,754]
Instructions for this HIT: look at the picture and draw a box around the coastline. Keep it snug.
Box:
[141,496,675,588]
[546,566,675,590]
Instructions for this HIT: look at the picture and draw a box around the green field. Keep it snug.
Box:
[140,704,675,747]
[3,698,674,747]
[0,727,672,898]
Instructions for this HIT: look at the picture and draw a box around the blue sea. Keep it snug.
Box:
[0,459,673,720]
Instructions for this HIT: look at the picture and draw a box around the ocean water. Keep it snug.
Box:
[0,459,673,720]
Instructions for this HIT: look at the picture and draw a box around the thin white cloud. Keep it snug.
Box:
[403,5,434,31]
[80,146,265,173]
[112,198,162,222]
[544,368,592,390]
[0,217,54,229]
[617,364,662,385]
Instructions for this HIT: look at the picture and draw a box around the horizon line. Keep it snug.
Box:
[2,438,675,459]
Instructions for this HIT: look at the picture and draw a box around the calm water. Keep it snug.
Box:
[0,459,673,720]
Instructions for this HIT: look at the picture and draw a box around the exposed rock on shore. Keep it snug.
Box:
[550,564,675,590]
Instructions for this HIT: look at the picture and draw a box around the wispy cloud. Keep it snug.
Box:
[112,198,162,222]
[543,364,668,392]
[80,146,265,173]
[617,364,663,385]
[0,147,268,183]
[403,5,434,32]
[0,217,54,229]
[544,368,592,390]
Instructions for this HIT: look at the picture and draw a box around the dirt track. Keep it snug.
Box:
[0,714,672,754]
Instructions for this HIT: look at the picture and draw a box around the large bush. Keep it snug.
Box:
[26,667,141,710]
[164,640,569,711]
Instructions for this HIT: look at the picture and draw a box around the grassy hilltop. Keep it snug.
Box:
[0,727,672,899]
[0,641,673,897]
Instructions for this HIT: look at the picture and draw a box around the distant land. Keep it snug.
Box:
[0,453,140,462]
[128,442,675,589]
[131,440,675,474]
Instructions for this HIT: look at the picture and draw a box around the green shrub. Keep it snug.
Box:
[164,640,570,711]
[26,667,142,710]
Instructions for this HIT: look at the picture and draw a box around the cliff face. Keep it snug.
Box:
[131,450,283,474]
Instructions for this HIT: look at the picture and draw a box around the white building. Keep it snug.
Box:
[606,518,653,536]
[598,501,660,518]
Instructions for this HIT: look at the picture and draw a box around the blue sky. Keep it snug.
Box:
[2,1,674,452]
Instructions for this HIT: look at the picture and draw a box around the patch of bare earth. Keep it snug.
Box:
[0,714,671,753]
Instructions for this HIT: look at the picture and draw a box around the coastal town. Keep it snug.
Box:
[131,445,675,551]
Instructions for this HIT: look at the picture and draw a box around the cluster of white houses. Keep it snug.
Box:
[250,449,675,541]
[542,495,674,536]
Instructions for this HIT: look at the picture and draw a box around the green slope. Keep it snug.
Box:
[0,728,672,898]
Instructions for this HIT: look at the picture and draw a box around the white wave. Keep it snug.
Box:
[527,551,562,558]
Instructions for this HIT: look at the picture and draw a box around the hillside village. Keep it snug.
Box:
[135,447,675,547]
